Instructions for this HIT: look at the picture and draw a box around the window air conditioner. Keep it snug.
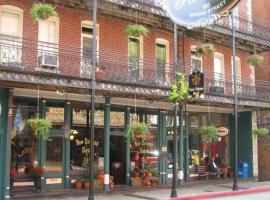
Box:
[38,55,59,68]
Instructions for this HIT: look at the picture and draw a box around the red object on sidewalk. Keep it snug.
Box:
[168,187,270,200]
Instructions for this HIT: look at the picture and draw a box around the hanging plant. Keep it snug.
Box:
[195,43,215,58]
[125,122,149,139]
[125,24,149,37]
[253,128,269,137]
[26,118,52,140]
[199,125,218,143]
[169,72,192,104]
[247,54,264,67]
[31,3,57,21]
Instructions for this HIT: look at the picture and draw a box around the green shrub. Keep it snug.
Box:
[253,128,269,137]
[31,3,57,21]
[26,118,52,140]
[125,24,149,37]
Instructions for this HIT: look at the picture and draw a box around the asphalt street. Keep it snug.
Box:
[211,192,270,200]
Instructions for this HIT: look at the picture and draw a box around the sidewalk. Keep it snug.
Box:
[13,179,270,200]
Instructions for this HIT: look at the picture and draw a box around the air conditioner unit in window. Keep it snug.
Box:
[38,55,59,68]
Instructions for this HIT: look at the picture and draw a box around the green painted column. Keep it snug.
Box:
[184,112,189,182]
[160,111,167,184]
[158,111,163,183]
[39,99,46,192]
[0,88,10,199]
[104,97,110,191]
[125,106,131,186]
[64,102,71,189]
[179,105,184,185]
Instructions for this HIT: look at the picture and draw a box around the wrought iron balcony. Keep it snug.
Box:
[1,36,270,102]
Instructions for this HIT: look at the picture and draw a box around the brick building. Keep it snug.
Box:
[0,0,270,198]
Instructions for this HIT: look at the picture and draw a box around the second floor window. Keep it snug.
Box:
[38,20,58,48]
[0,6,23,66]
[214,53,224,87]
[128,38,141,80]
[156,43,166,82]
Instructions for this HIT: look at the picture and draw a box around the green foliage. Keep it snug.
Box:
[125,24,149,37]
[26,118,52,140]
[169,72,192,103]
[247,54,264,67]
[125,122,149,139]
[31,3,57,21]
[253,128,269,137]
[195,43,215,58]
[199,125,218,143]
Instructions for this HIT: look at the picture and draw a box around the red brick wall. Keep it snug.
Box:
[0,0,253,83]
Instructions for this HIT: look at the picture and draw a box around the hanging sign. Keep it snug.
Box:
[217,127,229,137]
[162,0,240,29]
[189,71,204,98]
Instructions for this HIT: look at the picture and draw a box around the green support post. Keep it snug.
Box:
[160,111,167,184]
[125,106,131,186]
[64,102,71,189]
[39,99,46,192]
[104,97,111,191]
[179,105,184,185]
[184,112,189,182]
[0,88,10,199]
[158,111,163,183]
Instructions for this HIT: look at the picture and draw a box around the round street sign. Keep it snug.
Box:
[162,0,240,29]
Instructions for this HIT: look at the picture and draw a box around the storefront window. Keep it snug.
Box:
[46,106,64,129]
[46,137,63,172]
[11,99,39,175]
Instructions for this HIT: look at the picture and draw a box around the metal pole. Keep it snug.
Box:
[171,22,178,198]
[231,11,238,191]
[89,0,97,199]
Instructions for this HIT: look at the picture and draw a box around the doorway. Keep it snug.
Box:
[110,135,126,185]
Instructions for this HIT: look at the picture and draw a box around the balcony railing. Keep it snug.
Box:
[1,36,270,102]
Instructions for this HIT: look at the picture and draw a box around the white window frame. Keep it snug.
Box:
[155,38,170,83]
[80,21,99,77]
[0,5,23,65]
[214,52,225,87]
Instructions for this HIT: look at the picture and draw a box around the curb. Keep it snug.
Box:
[169,186,270,200]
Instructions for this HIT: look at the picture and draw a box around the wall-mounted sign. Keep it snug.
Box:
[189,71,204,98]
[217,127,229,137]
[162,0,240,29]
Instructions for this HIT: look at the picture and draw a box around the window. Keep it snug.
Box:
[38,17,59,69]
[156,38,170,84]
[231,57,242,93]
[80,21,99,77]
[191,45,202,72]
[0,6,23,66]
[128,37,143,81]
[214,53,224,87]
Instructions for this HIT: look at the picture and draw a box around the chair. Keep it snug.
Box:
[197,165,211,181]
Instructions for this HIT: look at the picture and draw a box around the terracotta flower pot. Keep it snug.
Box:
[98,172,104,180]
[75,180,82,189]
[84,181,90,190]
[41,12,51,20]
[146,172,152,178]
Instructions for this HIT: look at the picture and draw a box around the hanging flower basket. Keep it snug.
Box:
[26,118,52,140]
[199,125,218,143]
[125,122,149,139]
[247,54,264,67]
[125,24,149,37]
[253,128,269,137]
[195,43,215,58]
[31,3,57,21]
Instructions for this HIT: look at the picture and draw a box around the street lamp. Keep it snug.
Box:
[231,10,239,191]
[89,0,98,199]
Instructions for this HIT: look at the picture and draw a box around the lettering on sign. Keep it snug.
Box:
[163,0,240,29]
[217,127,229,137]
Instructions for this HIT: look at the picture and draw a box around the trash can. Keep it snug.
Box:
[238,161,249,179]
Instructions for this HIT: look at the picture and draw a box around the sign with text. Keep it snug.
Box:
[189,71,204,98]
[217,127,229,137]
[162,0,240,29]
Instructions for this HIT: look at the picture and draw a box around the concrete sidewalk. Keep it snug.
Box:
[13,179,270,200]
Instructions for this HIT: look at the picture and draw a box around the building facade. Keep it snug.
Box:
[0,0,270,199]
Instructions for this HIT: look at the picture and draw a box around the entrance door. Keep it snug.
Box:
[45,135,65,189]
[110,135,126,185]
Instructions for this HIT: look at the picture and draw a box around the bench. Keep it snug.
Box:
[197,165,217,181]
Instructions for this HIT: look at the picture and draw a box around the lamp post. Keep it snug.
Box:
[89,0,98,199]
[171,22,178,198]
[231,10,238,191]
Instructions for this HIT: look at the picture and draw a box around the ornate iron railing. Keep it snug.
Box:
[1,36,270,101]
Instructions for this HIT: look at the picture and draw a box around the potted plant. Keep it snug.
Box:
[31,3,57,21]
[195,43,215,58]
[253,128,269,137]
[125,24,149,37]
[83,178,90,190]
[247,54,264,67]
[199,124,218,158]
[27,165,44,190]
[26,118,52,140]
[74,179,83,189]
[125,122,149,140]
